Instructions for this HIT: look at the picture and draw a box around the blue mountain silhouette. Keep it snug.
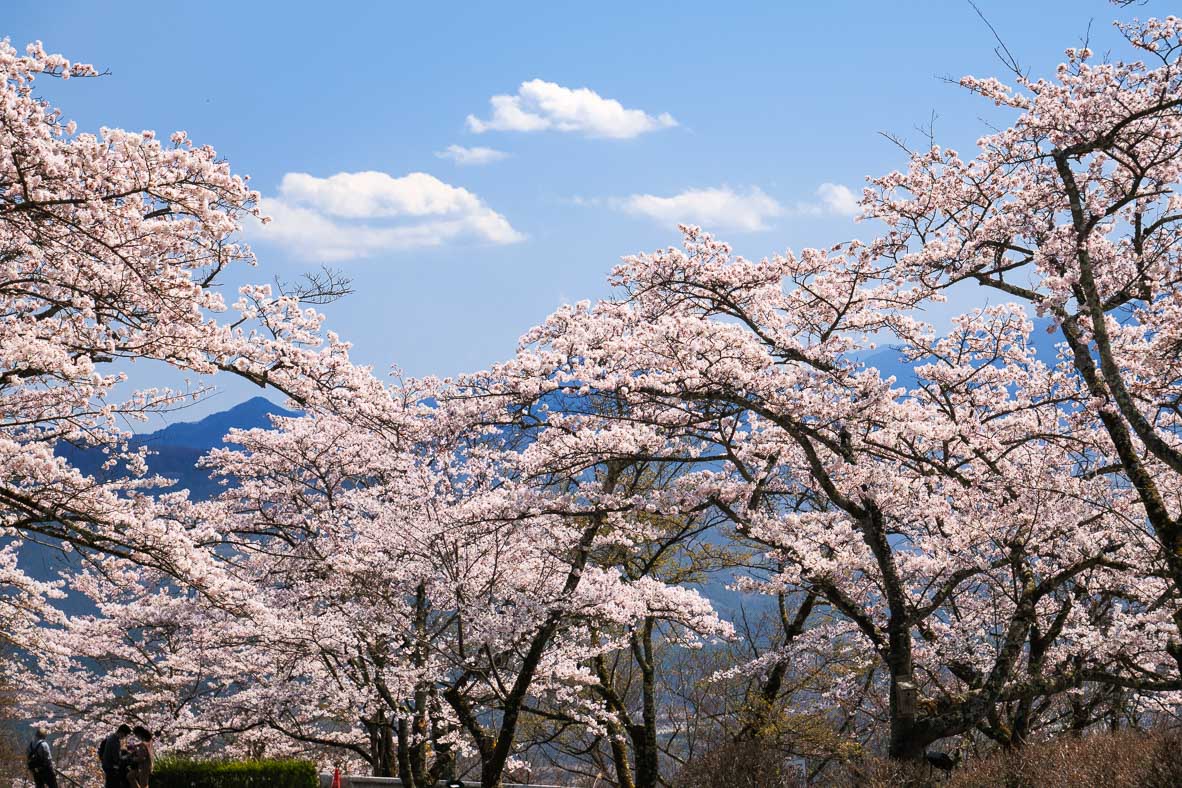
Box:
[19,398,297,611]
[55,396,297,500]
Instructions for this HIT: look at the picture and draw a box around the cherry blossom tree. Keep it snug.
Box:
[863,15,1182,655]
[22,381,732,788]
[0,37,383,660]
[506,453,737,788]
[498,226,1181,762]
[476,15,1182,764]
[438,372,746,787]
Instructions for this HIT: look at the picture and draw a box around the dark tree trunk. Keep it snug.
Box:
[396,718,414,786]
[606,717,636,788]
[629,620,660,788]
[365,711,395,777]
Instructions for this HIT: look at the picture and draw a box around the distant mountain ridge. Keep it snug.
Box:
[144,396,295,453]
[22,397,297,608]
[56,396,297,500]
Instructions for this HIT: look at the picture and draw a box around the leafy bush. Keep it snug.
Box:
[152,756,318,788]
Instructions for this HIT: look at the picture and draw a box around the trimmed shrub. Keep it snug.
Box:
[152,756,318,788]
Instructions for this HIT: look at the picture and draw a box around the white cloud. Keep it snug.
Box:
[252,171,524,261]
[435,144,509,166]
[614,187,783,232]
[813,182,860,216]
[604,182,861,232]
[466,79,677,139]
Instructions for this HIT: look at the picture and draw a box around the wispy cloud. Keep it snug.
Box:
[603,183,860,232]
[251,171,523,261]
[808,183,860,216]
[613,187,783,232]
[466,79,677,139]
[435,144,509,166]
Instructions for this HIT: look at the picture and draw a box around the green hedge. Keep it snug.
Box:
[152,756,318,788]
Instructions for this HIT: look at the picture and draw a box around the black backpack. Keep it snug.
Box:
[96,736,106,762]
[26,739,48,772]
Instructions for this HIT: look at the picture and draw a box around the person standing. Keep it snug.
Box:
[125,727,155,788]
[25,726,58,788]
[99,723,132,788]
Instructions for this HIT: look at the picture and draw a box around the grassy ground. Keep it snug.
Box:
[673,727,1182,787]
[829,728,1182,788]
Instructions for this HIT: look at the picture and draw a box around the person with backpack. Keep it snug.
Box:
[99,724,132,788]
[25,726,58,788]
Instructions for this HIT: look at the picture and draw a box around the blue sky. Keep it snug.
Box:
[5,0,1155,419]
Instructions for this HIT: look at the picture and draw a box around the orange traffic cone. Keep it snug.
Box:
[331,766,342,788]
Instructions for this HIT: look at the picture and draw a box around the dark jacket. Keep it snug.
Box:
[100,733,124,774]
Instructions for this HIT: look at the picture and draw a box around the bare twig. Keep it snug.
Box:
[966,0,1025,78]
[274,265,354,305]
